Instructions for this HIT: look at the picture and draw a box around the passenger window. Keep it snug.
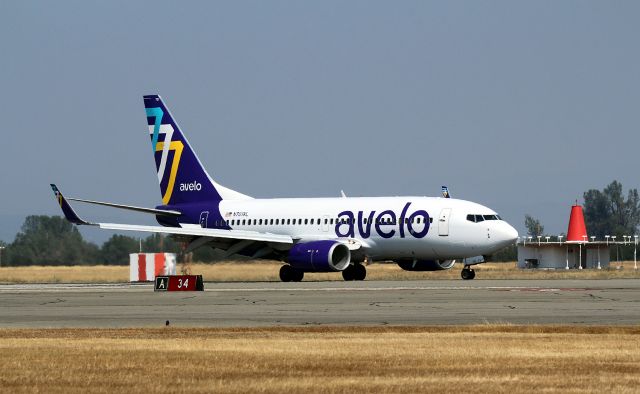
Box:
[305,219,308,225]
[324,219,328,225]
[310,219,314,225]
[429,218,433,223]
[270,219,273,225]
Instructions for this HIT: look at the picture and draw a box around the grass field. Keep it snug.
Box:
[1,261,640,283]
[0,326,638,393]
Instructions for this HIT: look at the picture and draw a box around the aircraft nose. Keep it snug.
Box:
[496,222,519,247]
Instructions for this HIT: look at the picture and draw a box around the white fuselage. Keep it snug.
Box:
[214,196,518,261]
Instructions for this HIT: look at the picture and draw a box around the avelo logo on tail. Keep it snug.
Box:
[180,181,202,192]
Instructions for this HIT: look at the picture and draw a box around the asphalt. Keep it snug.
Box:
[1,279,639,328]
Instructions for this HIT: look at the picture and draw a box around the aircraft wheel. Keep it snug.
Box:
[342,265,355,281]
[279,265,294,282]
[461,268,475,280]
[292,269,304,282]
[353,263,367,281]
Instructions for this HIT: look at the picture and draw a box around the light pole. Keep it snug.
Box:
[565,243,569,270]
[0,246,4,267]
[635,235,638,270]
[545,236,550,243]
[537,236,541,246]
[612,236,618,267]
[579,243,583,269]
[590,236,596,269]
[558,235,563,244]
[605,235,610,245]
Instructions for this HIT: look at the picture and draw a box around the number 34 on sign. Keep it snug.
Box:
[155,275,204,291]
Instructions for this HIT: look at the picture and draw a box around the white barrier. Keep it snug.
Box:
[129,253,177,282]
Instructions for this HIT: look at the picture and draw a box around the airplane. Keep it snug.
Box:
[51,95,518,281]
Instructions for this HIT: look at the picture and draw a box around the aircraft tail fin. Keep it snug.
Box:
[441,186,451,199]
[143,95,251,206]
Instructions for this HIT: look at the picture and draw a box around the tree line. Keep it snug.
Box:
[0,215,218,266]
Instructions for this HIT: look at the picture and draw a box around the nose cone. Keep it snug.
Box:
[495,222,519,248]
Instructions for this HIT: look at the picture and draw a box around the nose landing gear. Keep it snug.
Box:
[461,267,475,280]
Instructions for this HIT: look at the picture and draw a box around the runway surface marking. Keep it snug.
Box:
[0,283,606,292]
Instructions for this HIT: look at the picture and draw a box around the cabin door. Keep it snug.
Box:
[199,211,209,228]
[438,208,451,236]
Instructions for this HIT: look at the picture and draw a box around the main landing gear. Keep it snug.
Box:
[461,266,476,280]
[342,263,366,281]
[279,265,304,282]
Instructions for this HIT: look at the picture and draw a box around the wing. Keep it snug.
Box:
[50,185,293,257]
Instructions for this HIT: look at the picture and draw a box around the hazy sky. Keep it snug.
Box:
[1,1,638,243]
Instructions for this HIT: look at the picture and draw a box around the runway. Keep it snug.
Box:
[1,279,639,327]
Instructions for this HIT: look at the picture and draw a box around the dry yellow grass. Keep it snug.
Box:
[1,261,640,283]
[0,264,130,283]
[0,326,638,393]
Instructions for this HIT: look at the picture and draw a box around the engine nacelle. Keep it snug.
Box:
[396,259,455,271]
[288,240,351,272]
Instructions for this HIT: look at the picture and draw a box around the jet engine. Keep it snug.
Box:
[288,240,351,272]
[396,259,455,271]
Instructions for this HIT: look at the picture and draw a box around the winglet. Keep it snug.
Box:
[50,184,93,225]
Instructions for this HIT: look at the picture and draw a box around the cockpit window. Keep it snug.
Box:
[468,214,502,222]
